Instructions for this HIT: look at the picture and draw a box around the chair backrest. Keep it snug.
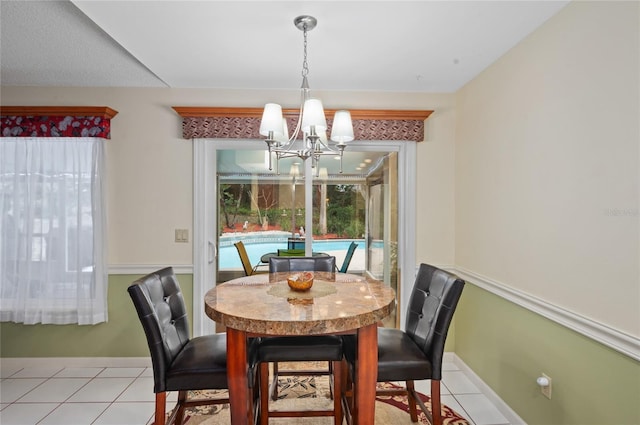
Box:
[405,263,465,380]
[338,241,358,273]
[269,256,336,273]
[234,241,254,276]
[277,248,305,257]
[127,267,190,393]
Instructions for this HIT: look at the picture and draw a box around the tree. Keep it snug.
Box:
[248,185,278,228]
[325,185,364,237]
[219,184,245,229]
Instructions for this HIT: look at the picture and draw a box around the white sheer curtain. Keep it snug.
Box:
[0,137,107,324]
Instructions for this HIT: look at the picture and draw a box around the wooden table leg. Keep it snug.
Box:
[354,323,377,425]
[227,328,249,425]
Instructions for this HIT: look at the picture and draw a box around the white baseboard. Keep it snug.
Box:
[1,357,152,368]
[450,353,527,425]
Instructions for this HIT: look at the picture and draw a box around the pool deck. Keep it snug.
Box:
[322,248,365,271]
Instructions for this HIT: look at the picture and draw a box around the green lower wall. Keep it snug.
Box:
[4,273,639,425]
[455,283,640,425]
[0,274,193,358]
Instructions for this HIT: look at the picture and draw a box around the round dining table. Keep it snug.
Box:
[204,271,396,425]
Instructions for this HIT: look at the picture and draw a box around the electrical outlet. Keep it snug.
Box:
[540,373,552,399]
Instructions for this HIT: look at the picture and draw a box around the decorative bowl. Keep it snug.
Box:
[287,272,314,291]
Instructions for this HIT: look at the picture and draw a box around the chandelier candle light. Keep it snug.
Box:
[260,15,354,176]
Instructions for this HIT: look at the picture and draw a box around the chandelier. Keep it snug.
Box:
[259,15,354,176]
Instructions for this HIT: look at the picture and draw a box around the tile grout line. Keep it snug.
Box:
[440,381,478,425]
[3,362,510,425]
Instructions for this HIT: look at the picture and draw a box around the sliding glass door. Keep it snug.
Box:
[366,153,399,327]
[192,139,415,336]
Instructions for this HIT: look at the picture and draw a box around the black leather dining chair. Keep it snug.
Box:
[343,263,465,425]
[258,255,342,425]
[128,267,258,425]
[268,255,336,274]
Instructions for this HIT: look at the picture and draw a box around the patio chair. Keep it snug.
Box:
[338,241,358,273]
[234,241,267,276]
[287,237,305,250]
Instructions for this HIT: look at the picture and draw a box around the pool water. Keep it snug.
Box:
[219,239,365,270]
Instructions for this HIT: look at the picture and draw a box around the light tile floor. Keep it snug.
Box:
[1,360,511,425]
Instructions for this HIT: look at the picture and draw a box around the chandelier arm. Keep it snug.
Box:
[276,91,305,150]
[277,136,298,152]
[313,138,342,153]
[289,87,307,141]
[266,139,274,171]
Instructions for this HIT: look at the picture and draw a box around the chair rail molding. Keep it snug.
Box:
[108,264,193,275]
[453,266,640,362]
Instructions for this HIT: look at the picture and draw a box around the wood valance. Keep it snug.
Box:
[0,106,118,139]
[173,107,433,142]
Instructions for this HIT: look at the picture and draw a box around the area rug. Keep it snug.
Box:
[171,363,469,424]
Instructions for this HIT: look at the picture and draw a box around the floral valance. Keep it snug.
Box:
[173,107,433,142]
[0,106,118,139]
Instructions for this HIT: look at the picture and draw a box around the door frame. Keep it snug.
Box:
[192,138,416,336]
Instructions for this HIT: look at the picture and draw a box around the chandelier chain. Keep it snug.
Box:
[301,25,309,78]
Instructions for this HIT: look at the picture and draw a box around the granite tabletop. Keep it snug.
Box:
[204,272,396,336]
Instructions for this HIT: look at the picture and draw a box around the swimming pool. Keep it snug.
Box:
[218,238,365,270]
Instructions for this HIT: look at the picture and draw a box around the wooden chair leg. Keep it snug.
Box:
[270,362,279,401]
[343,360,354,422]
[259,363,270,425]
[328,360,334,399]
[250,371,260,425]
[406,380,419,422]
[332,360,343,425]
[154,392,167,425]
[431,379,442,425]
[174,391,188,425]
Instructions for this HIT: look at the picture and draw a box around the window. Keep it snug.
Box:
[0,137,107,324]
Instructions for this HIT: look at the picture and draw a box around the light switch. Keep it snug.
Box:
[175,229,189,243]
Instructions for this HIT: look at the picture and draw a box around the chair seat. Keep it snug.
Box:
[258,335,343,362]
[343,328,432,382]
[165,334,229,391]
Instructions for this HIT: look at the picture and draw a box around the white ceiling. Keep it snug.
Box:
[0,0,570,177]
[1,0,570,92]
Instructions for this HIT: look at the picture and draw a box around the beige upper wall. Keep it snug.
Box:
[0,87,456,268]
[455,1,639,337]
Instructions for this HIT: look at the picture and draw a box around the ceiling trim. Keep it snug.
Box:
[172,107,433,142]
[0,106,119,119]
[172,107,432,120]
